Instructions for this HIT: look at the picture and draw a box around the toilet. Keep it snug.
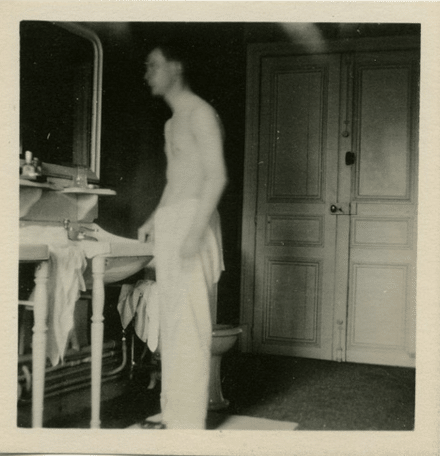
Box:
[208,324,242,410]
[138,323,243,411]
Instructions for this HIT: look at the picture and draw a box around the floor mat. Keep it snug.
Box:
[127,414,298,430]
[212,414,298,430]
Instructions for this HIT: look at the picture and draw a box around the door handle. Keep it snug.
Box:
[330,203,352,215]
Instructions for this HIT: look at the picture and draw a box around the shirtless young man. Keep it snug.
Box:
[138,45,227,429]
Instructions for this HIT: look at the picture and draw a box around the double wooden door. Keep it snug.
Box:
[241,41,419,367]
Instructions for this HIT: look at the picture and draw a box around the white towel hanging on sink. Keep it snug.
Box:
[117,280,159,352]
[28,243,87,366]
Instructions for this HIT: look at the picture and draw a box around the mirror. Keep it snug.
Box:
[20,21,102,181]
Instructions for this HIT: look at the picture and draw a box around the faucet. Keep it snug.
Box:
[63,219,98,242]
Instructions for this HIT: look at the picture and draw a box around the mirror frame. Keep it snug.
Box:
[21,22,103,183]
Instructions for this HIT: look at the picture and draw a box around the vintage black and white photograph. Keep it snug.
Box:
[2,2,440,455]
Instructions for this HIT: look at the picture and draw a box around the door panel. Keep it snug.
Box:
[357,66,412,198]
[350,264,407,346]
[253,54,341,359]
[270,69,323,197]
[345,50,419,367]
[266,260,320,342]
[245,44,418,368]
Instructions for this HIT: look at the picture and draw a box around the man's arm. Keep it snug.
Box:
[180,103,227,258]
[137,185,171,242]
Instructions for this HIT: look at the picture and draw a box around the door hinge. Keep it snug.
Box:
[335,319,345,363]
[345,53,355,79]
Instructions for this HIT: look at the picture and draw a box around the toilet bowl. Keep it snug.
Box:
[208,324,242,411]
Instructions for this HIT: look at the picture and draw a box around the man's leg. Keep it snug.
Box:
[154,202,212,429]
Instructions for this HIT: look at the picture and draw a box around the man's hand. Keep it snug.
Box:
[180,233,201,260]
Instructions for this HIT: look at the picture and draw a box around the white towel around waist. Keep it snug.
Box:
[117,280,159,352]
[200,208,225,286]
[153,200,225,286]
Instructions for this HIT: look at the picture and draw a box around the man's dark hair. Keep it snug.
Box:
[148,40,196,86]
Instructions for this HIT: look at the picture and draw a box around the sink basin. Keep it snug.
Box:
[19,223,154,286]
[82,223,154,286]
[19,243,50,262]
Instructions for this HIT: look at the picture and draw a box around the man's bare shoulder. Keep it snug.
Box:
[188,95,217,118]
[186,95,224,142]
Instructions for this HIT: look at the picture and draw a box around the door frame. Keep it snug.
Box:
[240,35,420,353]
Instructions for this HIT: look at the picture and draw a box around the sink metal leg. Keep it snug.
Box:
[32,260,49,428]
[90,256,105,429]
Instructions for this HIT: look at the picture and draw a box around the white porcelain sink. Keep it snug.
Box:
[82,223,154,285]
[19,223,154,285]
[19,243,50,262]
